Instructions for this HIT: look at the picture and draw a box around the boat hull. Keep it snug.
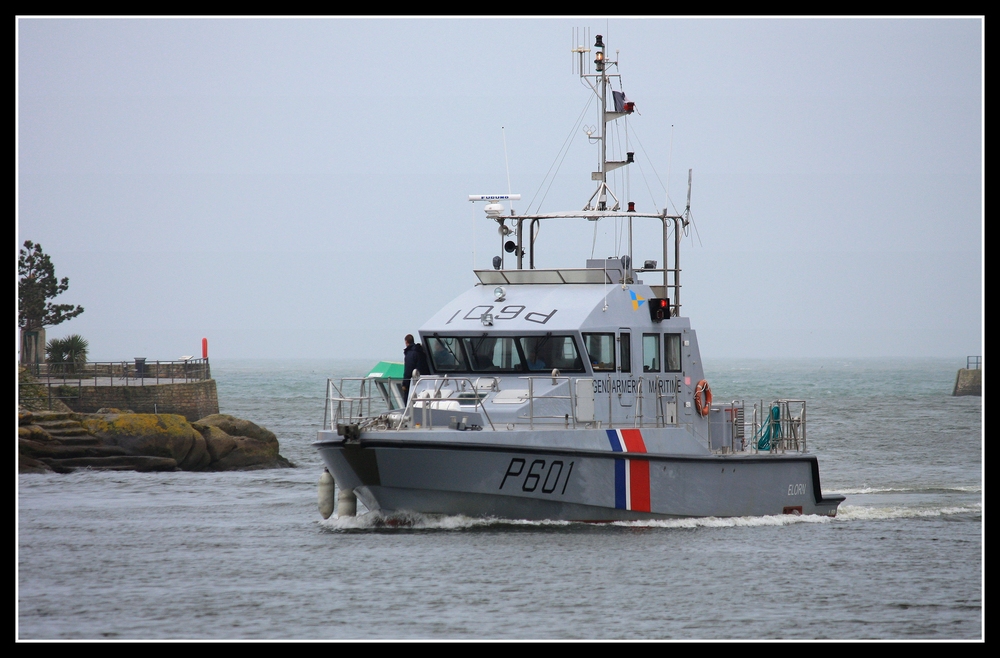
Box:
[315,431,844,521]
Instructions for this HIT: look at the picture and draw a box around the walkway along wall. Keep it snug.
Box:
[58,379,220,421]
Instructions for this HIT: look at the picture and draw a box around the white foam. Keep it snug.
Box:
[318,500,981,531]
[834,485,982,495]
[320,511,834,530]
[610,513,834,528]
[834,503,981,521]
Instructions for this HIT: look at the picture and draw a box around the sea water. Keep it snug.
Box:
[17,358,982,640]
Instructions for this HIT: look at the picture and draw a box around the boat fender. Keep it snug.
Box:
[694,379,712,416]
[337,486,357,517]
[318,469,335,519]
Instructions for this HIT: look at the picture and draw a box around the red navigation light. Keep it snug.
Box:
[649,298,669,322]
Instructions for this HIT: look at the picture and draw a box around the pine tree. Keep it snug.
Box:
[18,241,84,330]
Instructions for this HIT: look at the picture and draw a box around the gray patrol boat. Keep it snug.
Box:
[315,34,844,521]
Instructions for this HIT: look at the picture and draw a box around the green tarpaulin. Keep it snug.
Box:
[366,361,404,380]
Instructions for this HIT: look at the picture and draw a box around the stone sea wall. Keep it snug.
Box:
[55,379,220,421]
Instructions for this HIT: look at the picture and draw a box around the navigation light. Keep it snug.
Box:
[649,298,669,322]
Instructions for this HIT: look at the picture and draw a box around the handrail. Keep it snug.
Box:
[325,376,385,429]
[749,399,807,454]
[324,373,806,453]
[521,375,577,429]
[395,375,496,431]
[24,358,212,387]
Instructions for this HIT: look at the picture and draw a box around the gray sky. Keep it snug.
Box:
[17,17,982,361]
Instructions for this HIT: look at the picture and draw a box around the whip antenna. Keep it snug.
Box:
[685,168,692,226]
[502,127,515,215]
[666,124,674,211]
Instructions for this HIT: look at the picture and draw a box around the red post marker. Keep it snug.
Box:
[202,338,208,359]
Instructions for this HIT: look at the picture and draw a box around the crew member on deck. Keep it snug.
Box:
[402,334,431,402]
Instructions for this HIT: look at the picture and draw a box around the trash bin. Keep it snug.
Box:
[134,357,146,379]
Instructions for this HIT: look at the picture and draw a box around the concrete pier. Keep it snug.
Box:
[952,368,982,396]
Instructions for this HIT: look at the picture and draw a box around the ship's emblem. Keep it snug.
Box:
[606,429,651,512]
[629,290,646,311]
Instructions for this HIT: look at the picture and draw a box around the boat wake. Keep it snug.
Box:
[835,502,981,521]
[835,485,981,495]
[318,511,827,531]
[320,510,519,531]
[318,501,981,532]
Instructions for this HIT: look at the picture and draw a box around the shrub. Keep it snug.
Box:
[46,334,89,375]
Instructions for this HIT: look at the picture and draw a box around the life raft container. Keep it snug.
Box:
[694,379,712,416]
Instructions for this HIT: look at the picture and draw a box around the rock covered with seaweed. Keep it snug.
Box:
[18,409,291,474]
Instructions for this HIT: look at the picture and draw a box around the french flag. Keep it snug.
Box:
[606,429,651,512]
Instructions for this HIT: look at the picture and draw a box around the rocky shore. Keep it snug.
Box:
[18,409,292,474]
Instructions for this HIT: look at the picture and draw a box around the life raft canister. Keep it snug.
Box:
[694,379,712,416]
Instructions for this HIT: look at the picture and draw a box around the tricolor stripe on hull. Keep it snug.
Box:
[606,429,651,512]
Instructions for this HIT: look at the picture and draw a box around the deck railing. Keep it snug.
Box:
[323,375,499,431]
[321,373,808,455]
[749,399,807,454]
[24,358,212,385]
[324,377,386,429]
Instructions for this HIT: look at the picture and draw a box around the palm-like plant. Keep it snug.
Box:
[45,338,68,373]
[46,335,89,375]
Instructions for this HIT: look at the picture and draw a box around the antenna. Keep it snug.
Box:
[469,194,522,270]
[571,27,590,76]
[502,127,514,215]
[468,195,521,202]
[685,169,692,226]
[666,124,674,212]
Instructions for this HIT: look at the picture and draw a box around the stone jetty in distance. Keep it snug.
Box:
[18,354,291,474]
[18,410,292,474]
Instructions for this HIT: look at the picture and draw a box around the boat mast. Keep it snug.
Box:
[598,39,609,213]
[476,33,688,317]
[577,35,636,256]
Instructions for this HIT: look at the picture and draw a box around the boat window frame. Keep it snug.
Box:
[619,331,631,373]
[664,333,682,372]
[518,335,586,373]
[643,333,661,372]
[582,332,616,372]
[425,335,470,373]
[425,334,587,374]
[462,335,523,373]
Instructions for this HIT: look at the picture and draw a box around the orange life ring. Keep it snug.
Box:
[694,379,712,416]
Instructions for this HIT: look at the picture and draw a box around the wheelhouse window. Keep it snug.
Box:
[619,332,631,373]
[424,335,586,374]
[462,336,523,372]
[665,333,682,372]
[426,336,468,372]
[518,335,584,373]
[643,333,660,372]
[583,333,616,372]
